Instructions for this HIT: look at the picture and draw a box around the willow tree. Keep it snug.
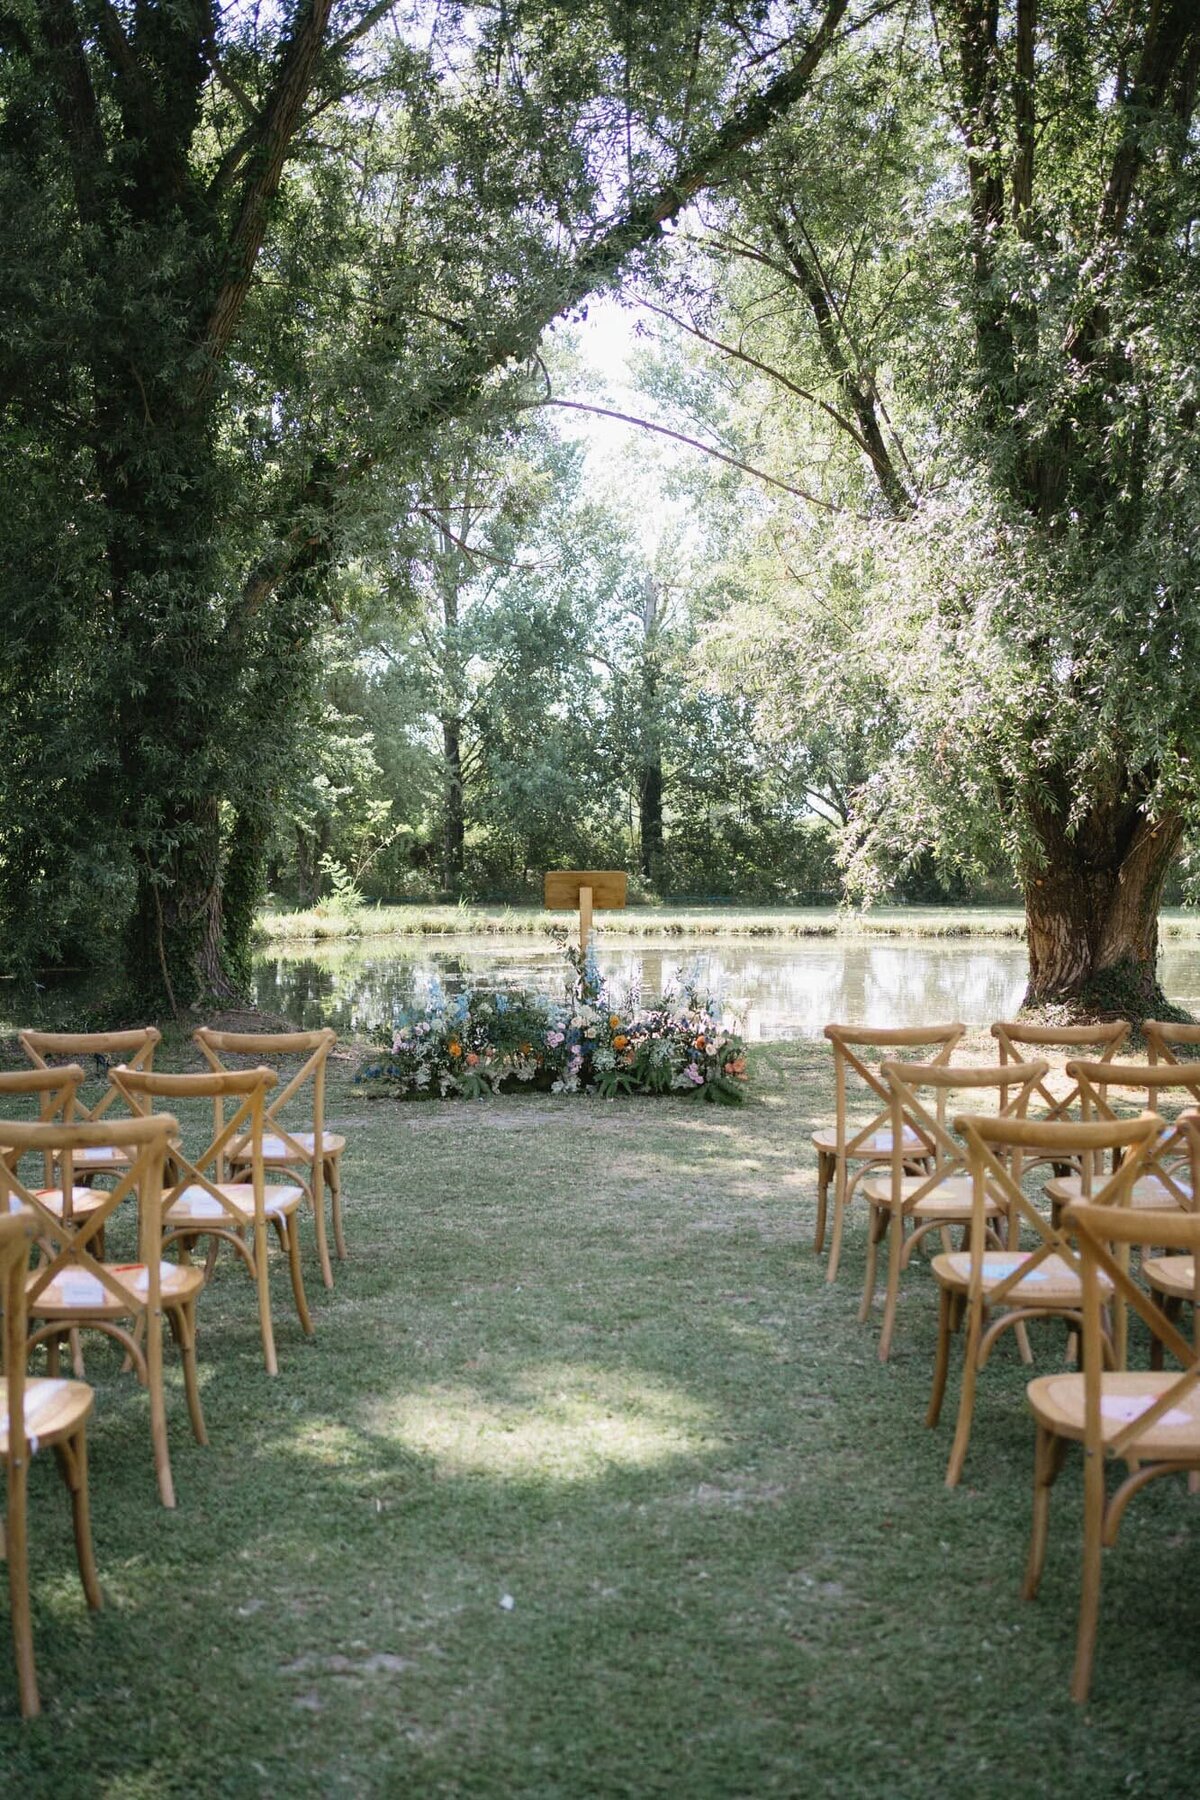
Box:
[0,0,860,1007]
[649,0,1200,1011]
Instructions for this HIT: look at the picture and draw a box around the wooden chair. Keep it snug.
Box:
[112,1067,314,1376]
[928,1114,1159,1487]
[2,1115,204,1509]
[1143,1019,1200,1067]
[991,1019,1129,1177]
[814,1022,965,1284]
[194,1027,343,1290]
[1046,1060,1200,1227]
[1024,1186,1200,1702]
[19,1028,162,1182]
[1,1210,101,1720]
[0,1066,94,1223]
[859,1059,1048,1362]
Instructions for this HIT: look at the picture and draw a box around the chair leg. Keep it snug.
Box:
[877,1208,905,1363]
[814,1152,830,1253]
[329,1155,346,1263]
[945,1300,983,1488]
[145,1313,175,1510]
[1071,1427,1107,1703]
[311,1159,334,1292]
[826,1162,849,1285]
[1022,1423,1066,1602]
[55,1427,102,1611]
[69,1326,85,1381]
[283,1216,315,1338]
[170,1300,208,1447]
[254,1220,279,1376]
[857,1202,886,1324]
[7,1454,39,1718]
[927,1286,954,1427]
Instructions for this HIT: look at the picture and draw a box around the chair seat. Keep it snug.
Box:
[811,1125,927,1160]
[1046,1171,1191,1212]
[28,1260,204,1316]
[860,1174,989,1217]
[932,1249,1107,1304]
[1028,1370,1200,1457]
[229,1130,345,1165]
[31,1186,109,1219]
[1143,1254,1197,1302]
[55,1145,130,1169]
[165,1182,305,1225]
[0,1377,93,1456]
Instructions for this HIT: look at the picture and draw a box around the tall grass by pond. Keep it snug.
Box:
[258,901,1200,946]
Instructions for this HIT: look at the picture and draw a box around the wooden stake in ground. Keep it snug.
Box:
[544,871,628,961]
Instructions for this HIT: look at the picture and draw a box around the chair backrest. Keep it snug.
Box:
[953,1114,1161,1314]
[0,1067,87,1192]
[111,1067,276,1228]
[0,1116,177,1313]
[880,1059,1048,1211]
[824,1023,965,1159]
[194,1027,336,1165]
[991,1019,1129,1128]
[1143,1020,1200,1068]
[1068,1060,1200,1204]
[19,1028,161,1138]
[1,1211,39,1463]
[1069,1193,1200,1457]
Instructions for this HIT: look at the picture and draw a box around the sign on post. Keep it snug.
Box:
[544,870,628,959]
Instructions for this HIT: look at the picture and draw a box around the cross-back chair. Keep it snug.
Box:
[858,1059,1048,1362]
[814,1022,965,1284]
[1024,1186,1200,1703]
[112,1066,314,1376]
[0,1115,203,1509]
[1143,1019,1200,1067]
[1046,1059,1200,1225]
[0,1065,93,1221]
[991,1020,1130,1176]
[929,1114,1160,1488]
[1,1210,100,1719]
[194,1027,343,1289]
[19,1028,162,1182]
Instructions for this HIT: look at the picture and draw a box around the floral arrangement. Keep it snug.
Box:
[357,942,749,1104]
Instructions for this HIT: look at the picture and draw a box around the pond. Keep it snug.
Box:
[251,935,1200,1042]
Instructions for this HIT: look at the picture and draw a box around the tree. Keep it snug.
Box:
[0,0,860,1006]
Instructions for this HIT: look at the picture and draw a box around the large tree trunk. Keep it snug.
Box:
[125,796,240,1013]
[1022,799,1183,1015]
[441,717,465,892]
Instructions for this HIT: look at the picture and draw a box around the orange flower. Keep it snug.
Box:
[724,1056,747,1076]
[448,1040,462,1058]
[695,1035,706,1050]
[613,1034,628,1050]
[609,1013,621,1030]
[466,1052,479,1066]
[520,1042,532,1055]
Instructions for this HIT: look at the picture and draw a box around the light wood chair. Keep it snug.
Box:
[1046,1060,1200,1227]
[928,1114,1159,1487]
[111,1066,314,1376]
[194,1027,343,1289]
[1024,1186,1200,1702]
[19,1028,162,1184]
[1,1210,101,1719]
[1143,1019,1200,1067]
[991,1019,1130,1178]
[814,1022,965,1283]
[859,1059,1048,1362]
[2,1115,204,1509]
[0,1066,94,1223]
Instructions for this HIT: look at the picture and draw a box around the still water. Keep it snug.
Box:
[251,935,1200,1043]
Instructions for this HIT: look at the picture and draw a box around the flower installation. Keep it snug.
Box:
[357,942,749,1104]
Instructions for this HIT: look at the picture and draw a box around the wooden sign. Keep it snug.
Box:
[544,870,628,957]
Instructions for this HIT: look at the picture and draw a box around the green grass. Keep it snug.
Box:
[258,901,1200,947]
[3,1041,1200,1795]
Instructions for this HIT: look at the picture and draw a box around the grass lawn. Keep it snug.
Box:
[3,1039,1199,1796]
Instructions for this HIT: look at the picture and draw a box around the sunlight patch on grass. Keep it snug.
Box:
[367,1363,720,1480]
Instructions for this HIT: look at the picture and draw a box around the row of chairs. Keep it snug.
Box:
[812,1016,1200,1702]
[1,1024,347,1717]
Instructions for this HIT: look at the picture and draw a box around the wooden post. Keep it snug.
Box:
[578,884,593,960]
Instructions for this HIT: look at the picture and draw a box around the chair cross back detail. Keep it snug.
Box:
[111,1066,277,1231]
[828,1023,965,1160]
[991,1019,1129,1132]
[19,1030,162,1170]
[0,1067,87,1198]
[1069,1059,1200,1208]
[1143,1020,1200,1069]
[881,1059,1049,1216]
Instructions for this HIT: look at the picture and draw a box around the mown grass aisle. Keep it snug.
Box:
[3,1046,1198,1796]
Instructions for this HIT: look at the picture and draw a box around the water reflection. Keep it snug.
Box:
[252,935,1200,1043]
